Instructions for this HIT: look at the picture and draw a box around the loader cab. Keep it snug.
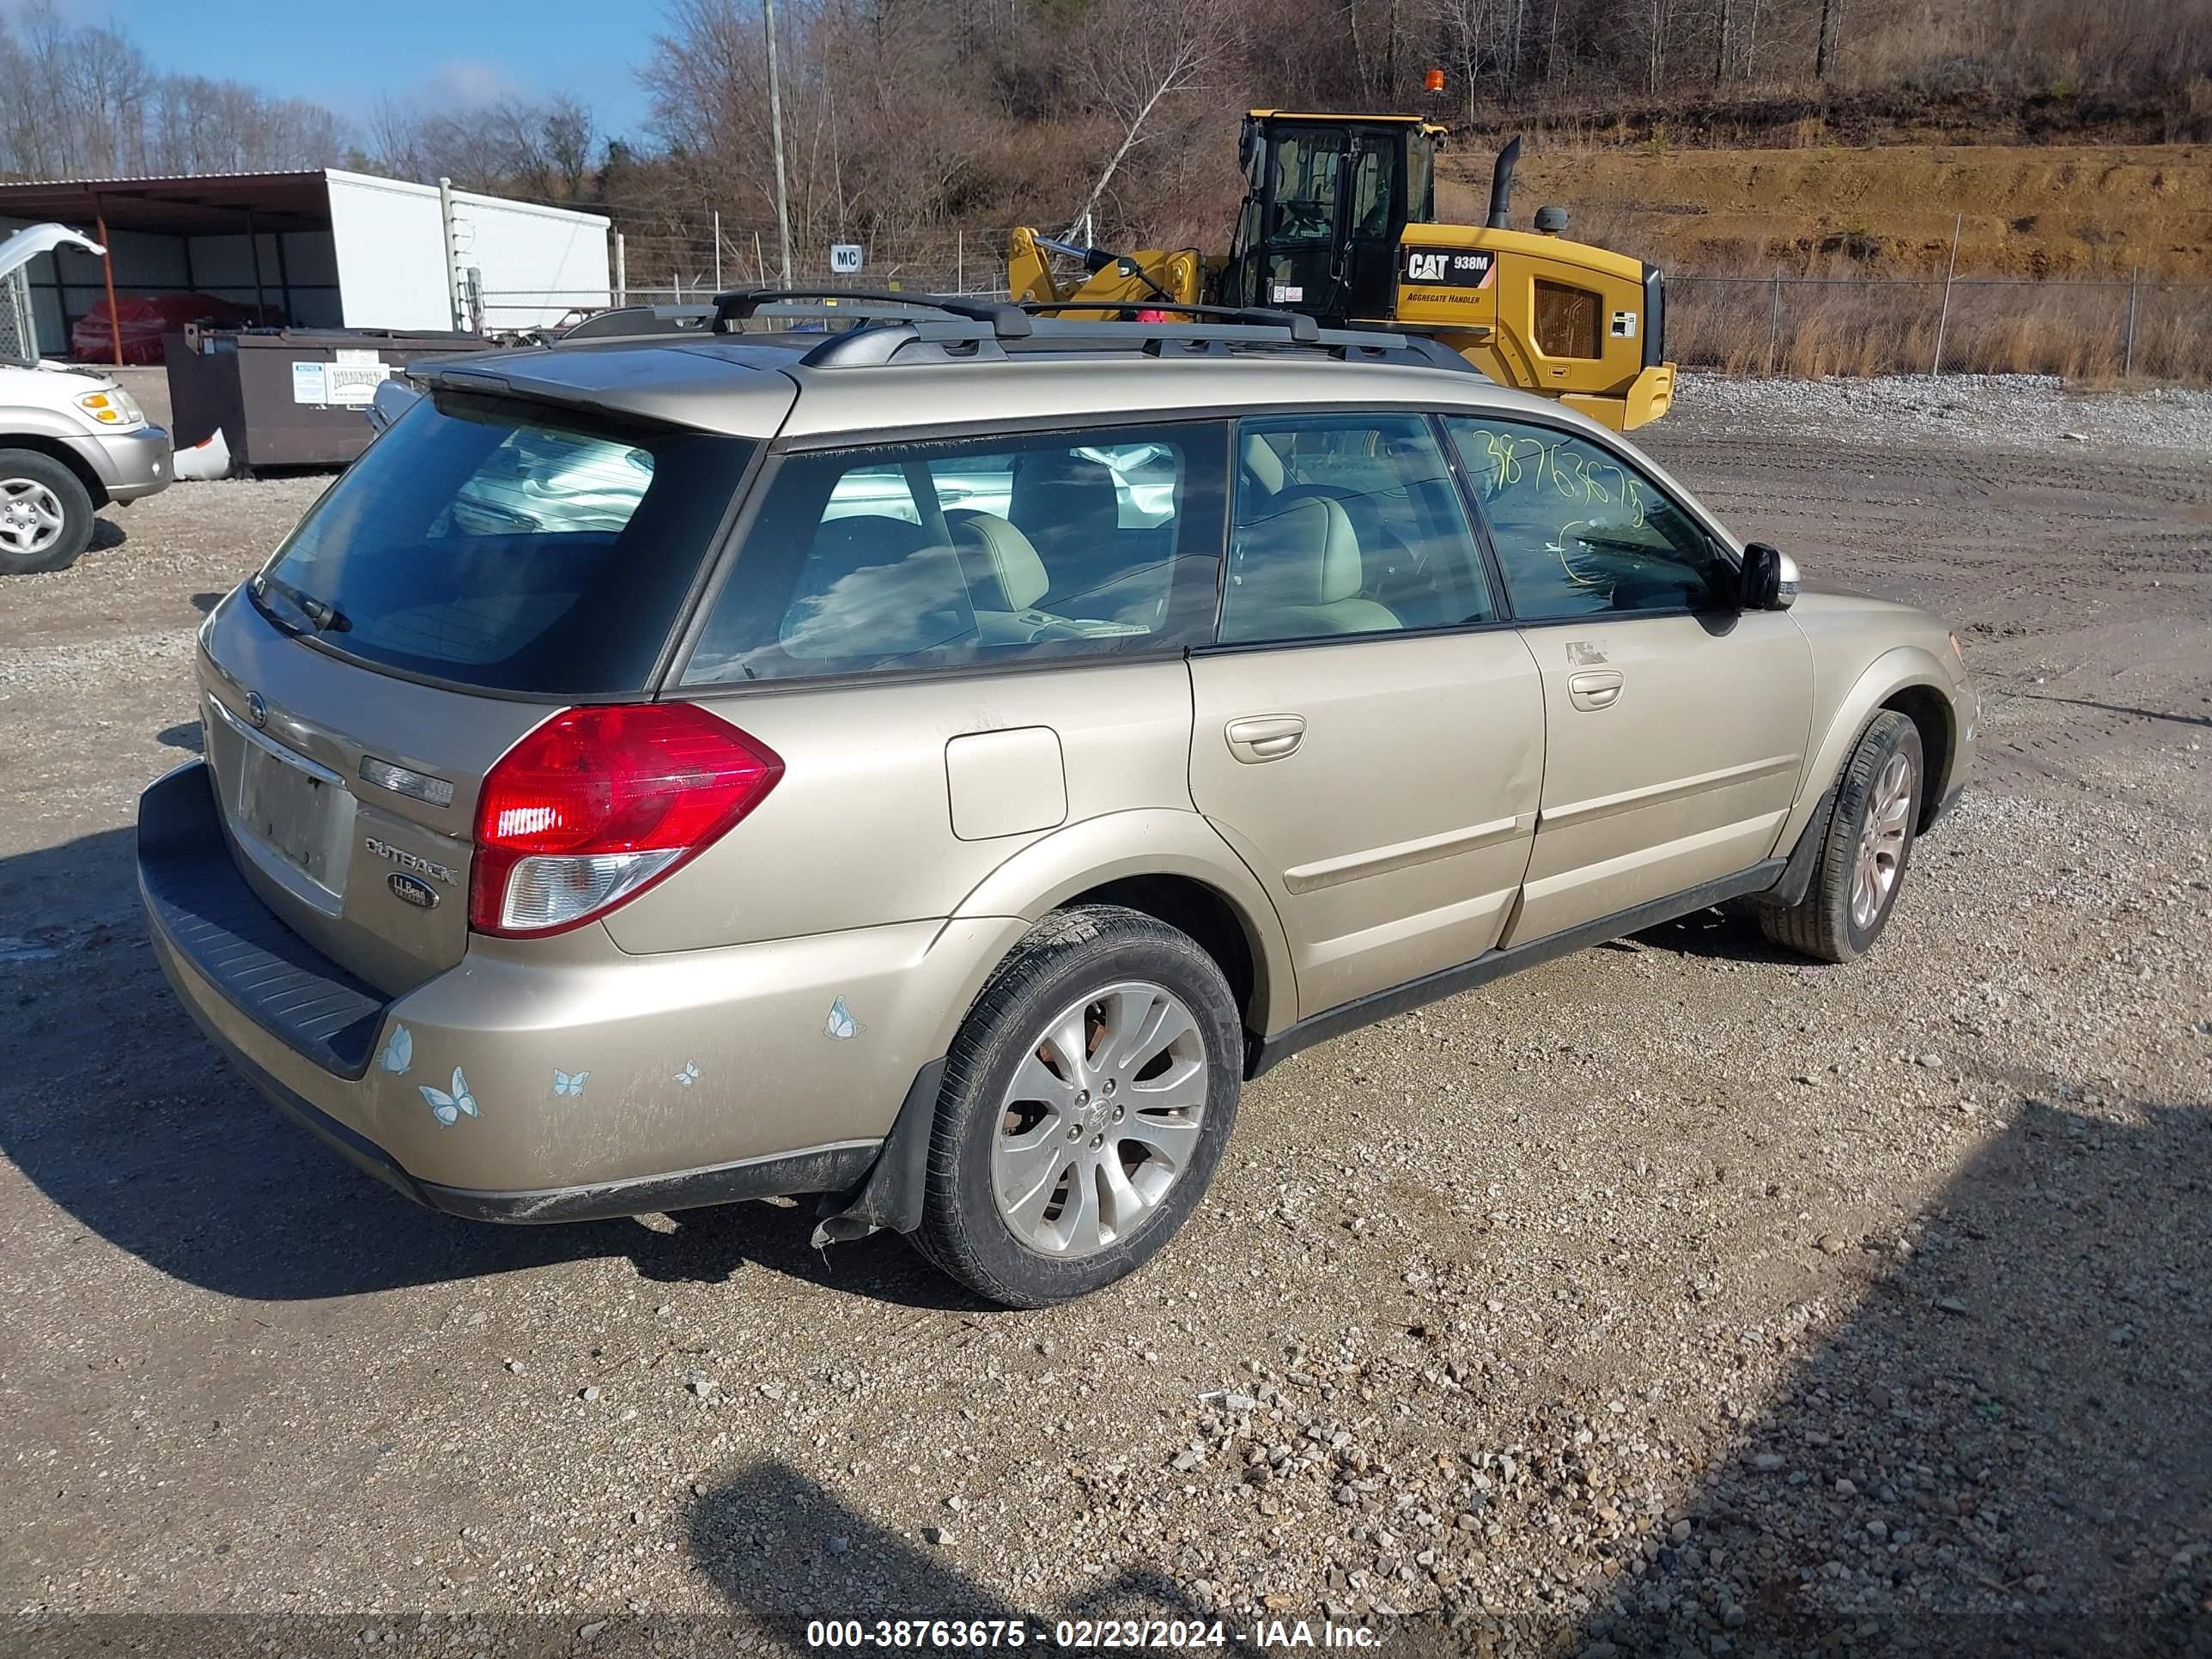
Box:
[1224,112,1441,325]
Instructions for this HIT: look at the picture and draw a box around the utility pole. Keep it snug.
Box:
[763,0,795,286]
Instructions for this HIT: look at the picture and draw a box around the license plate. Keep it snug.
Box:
[236,738,354,897]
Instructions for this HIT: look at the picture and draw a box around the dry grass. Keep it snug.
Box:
[1667,274,2212,381]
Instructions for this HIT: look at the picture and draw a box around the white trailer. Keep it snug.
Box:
[0,170,612,357]
[324,169,611,334]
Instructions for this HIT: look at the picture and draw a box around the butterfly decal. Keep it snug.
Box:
[672,1060,701,1087]
[552,1068,589,1097]
[379,1024,414,1075]
[419,1066,479,1127]
[824,997,859,1041]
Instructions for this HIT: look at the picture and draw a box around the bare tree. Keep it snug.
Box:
[544,96,596,198]
[1063,0,1236,240]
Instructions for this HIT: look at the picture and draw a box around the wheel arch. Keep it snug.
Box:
[0,427,109,507]
[944,808,1296,1048]
[1877,682,1954,833]
[1777,647,1957,854]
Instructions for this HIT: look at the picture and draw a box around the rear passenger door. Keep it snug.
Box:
[1443,416,1814,945]
[643,422,1229,952]
[1186,411,1545,1020]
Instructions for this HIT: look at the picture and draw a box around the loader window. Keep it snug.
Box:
[1267,128,1346,243]
[682,422,1229,684]
[1407,136,1436,223]
[1534,279,1604,360]
[1446,416,1729,619]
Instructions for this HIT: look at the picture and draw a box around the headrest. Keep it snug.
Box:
[1235,494,1364,606]
[1239,430,1287,495]
[1009,451,1121,538]
[947,509,1050,611]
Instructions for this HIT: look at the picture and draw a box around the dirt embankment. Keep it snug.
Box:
[1439,143,2212,279]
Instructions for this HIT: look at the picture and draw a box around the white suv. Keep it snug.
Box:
[0,224,173,574]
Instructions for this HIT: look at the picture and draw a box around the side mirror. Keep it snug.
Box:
[1739,542,1800,611]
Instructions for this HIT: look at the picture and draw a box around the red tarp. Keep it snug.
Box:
[71,294,282,365]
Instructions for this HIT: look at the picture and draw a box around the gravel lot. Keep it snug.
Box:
[2,375,2208,1659]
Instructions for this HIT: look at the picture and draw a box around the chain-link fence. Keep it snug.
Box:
[485,222,2212,384]
[1666,273,2212,381]
[478,224,1021,334]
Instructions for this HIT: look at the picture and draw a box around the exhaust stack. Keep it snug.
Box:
[1486,135,1523,231]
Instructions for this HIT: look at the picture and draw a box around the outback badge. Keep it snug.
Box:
[387,872,440,910]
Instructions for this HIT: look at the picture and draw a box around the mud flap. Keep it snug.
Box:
[1761,781,1840,911]
[811,1057,946,1246]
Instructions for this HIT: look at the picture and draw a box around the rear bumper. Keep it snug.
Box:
[137,760,987,1222]
[65,424,172,502]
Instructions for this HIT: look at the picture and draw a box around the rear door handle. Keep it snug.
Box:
[1225,714,1306,763]
[1568,669,1624,711]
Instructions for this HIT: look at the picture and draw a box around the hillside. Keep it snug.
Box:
[1438,143,2212,278]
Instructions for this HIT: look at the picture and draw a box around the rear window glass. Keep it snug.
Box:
[254,394,754,694]
[679,422,1228,685]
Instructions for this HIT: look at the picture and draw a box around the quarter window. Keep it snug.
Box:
[1221,413,1498,644]
[1443,416,1731,619]
[682,424,1226,684]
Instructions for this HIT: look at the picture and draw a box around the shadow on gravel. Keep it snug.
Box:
[1626,906,1803,966]
[0,825,979,1311]
[686,1460,1277,1652]
[1569,1096,2212,1658]
[2008,689,2212,731]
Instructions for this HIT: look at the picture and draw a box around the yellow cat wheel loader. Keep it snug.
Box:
[1008,113,1675,430]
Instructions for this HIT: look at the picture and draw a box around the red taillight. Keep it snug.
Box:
[468,703,782,938]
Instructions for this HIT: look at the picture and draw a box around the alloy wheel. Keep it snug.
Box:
[990,980,1209,1259]
[1851,751,1915,931]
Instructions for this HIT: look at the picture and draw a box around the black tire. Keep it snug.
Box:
[0,447,95,575]
[1760,710,1925,963]
[914,904,1243,1308]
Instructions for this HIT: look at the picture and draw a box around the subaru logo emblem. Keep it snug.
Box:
[387,872,440,910]
[246,690,268,729]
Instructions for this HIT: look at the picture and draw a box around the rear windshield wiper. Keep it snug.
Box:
[252,573,351,634]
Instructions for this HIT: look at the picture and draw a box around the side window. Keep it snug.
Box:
[682,423,1227,684]
[1267,128,1345,244]
[1444,416,1732,621]
[1532,279,1603,361]
[1221,413,1498,645]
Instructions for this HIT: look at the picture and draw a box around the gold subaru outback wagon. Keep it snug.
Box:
[138,295,1977,1306]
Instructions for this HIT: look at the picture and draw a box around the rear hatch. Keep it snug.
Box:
[197,356,787,996]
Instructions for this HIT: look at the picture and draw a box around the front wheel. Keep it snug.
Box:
[915,905,1243,1308]
[0,448,94,574]
[1761,709,1924,963]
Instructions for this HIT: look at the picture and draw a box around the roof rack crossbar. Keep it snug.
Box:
[711,287,1033,338]
[556,303,716,342]
[1022,298,1322,343]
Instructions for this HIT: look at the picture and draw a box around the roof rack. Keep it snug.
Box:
[538,286,1489,377]
[1022,298,1322,343]
[558,303,716,340]
[711,286,1033,337]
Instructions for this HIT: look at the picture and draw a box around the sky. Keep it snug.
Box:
[95,1,659,143]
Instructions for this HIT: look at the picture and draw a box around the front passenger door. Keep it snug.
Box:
[1445,416,1814,945]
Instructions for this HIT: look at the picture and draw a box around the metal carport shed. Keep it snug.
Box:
[0,169,610,357]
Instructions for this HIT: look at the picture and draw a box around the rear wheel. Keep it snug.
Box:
[915,905,1242,1308]
[1761,710,1923,963]
[0,448,94,574]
